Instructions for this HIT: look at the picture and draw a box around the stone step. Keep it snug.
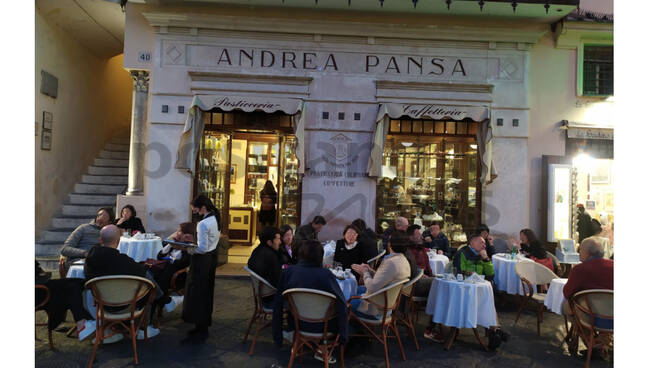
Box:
[35,256,60,272]
[52,217,93,229]
[62,204,104,217]
[94,158,129,167]
[88,165,128,176]
[40,230,71,243]
[36,242,62,257]
[74,183,125,194]
[81,174,128,185]
[98,150,129,159]
[109,137,130,144]
[105,143,130,152]
[68,193,117,205]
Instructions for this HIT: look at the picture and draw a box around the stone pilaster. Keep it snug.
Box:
[126,70,149,195]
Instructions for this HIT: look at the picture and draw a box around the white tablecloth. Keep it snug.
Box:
[118,236,163,262]
[425,277,498,329]
[336,277,358,301]
[66,264,96,317]
[492,254,535,296]
[428,254,450,276]
[544,278,568,315]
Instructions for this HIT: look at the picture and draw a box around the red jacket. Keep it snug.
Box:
[563,258,614,299]
[530,256,554,273]
[408,245,432,276]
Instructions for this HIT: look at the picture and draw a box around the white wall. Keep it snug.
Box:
[35,11,132,236]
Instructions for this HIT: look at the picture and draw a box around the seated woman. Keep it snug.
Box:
[350,231,414,320]
[278,224,296,265]
[115,204,146,235]
[334,224,371,279]
[527,241,554,272]
[153,222,194,301]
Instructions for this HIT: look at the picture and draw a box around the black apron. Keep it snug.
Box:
[182,248,218,326]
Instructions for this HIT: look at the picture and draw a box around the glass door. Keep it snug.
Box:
[195,132,230,233]
[279,136,300,230]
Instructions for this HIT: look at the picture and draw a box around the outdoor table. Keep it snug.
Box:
[544,278,568,315]
[492,254,536,295]
[118,235,163,262]
[336,276,358,301]
[66,263,96,317]
[425,276,497,350]
[427,253,449,275]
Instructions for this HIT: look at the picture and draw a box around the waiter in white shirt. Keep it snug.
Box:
[173,195,220,344]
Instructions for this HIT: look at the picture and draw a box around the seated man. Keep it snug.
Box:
[84,225,178,339]
[406,225,433,277]
[60,207,114,270]
[293,215,326,248]
[422,221,451,258]
[272,240,348,352]
[476,224,497,259]
[563,237,613,329]
[382,217,409,252]
[452,234,495,281]
[247,227,282,309]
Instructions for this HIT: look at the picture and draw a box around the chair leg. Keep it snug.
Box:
[408,316,420,351]
[287,338,298,368]
[445,327,458,350]
[382,327,391,368]
[472,328,489,351]
[87,324,103,368]
[514,297,524,325]
[48,328,54,350]
[585,333,595,368]
[243,310,257,343]
[391,322,407,361]
[130,321,139,365]
[249,317,262,356]
[340,345,345,368]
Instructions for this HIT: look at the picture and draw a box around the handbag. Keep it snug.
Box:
[144,258,169,272]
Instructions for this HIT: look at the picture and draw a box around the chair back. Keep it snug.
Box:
[401,270,424,298]
[492,238,509,254]
[571,289,614,332]
[244,266,277,312]
[367,250,387,269]
[545,251,563,275]
[283,288,336,323]
[35,285,50,310]
[85,275,154,308]
[514,260,558,286]
[362,278,409,312]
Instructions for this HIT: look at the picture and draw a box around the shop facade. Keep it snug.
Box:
[123,3,556,243]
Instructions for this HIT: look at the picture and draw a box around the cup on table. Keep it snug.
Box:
[457,274,464,282]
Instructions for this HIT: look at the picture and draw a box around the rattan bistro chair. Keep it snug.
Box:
[283,288,344,368]
[244,266,280,356]
[367,250,387,270]
[394,270,425,350]
[84,275,156,368]
[569,289,613,368]
[35,284,54,350]
[348,279,409,368]
[514,261,559,336]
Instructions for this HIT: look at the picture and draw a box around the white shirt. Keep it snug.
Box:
[189,213,220,254]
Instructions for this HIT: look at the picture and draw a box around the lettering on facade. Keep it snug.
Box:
[212,47,468,77]
[211,97,281,111]
[402,104,470,119]
[567,128,614,140]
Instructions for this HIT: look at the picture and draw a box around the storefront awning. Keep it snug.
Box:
[561,121,614,140]
[175,95,306,175]
[367,103,497,184]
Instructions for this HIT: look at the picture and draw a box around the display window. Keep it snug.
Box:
[376,119,481,245]
[194,111,301,243]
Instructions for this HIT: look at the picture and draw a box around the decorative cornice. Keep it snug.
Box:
[376,80,493,94]
[143,12,547,45]
[130,70,150,93]
[189,71,312,86]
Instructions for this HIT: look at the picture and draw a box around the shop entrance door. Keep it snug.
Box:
[194,111,301,245]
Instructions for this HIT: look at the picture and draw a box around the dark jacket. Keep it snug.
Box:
[334,239,370,278]
[84,245,147,281]
[358,228,379,260]
[278,245,295,265]
[485,237,496,259]
[272,261,348,346]
[577,212,594,243]
[422,229,451,257]
[294,223,318,243]
[247,243,283,288]
[116,216,146,235]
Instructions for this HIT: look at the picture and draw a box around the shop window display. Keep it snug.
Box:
[376,119,480,247]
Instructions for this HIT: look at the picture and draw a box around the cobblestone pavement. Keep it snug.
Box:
[36,278,612,368]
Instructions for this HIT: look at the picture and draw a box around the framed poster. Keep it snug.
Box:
[41,130,52,150]
[591,160,611,184]
[230,164,237,184]
[43,111,53,130]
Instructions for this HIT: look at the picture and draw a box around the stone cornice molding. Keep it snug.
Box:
[554,21,613,49]
[143,12,547,45]
[189,72,312,86]
[130,70,150,93]
[375,80,493,94]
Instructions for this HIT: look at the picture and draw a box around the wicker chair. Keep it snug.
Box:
[84,275,156,368]
[514,261,559,335]
[367,250,387,270]
[348,279,409,368]
[35,284,54,350]
[569,289,613,368]
[394,270,425,350]
[283,288,344,368]
[244,266,279,356]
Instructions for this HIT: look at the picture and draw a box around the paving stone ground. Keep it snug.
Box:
[35,278,612,368]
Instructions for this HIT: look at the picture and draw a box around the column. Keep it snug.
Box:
[126,70,149,195]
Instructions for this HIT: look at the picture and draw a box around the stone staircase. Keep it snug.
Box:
[36,137,130,271]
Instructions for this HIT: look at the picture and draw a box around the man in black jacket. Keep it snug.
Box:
[294,216,326,244]
[247,227,282,308]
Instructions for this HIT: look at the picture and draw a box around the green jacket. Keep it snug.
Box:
[453,246,495,277]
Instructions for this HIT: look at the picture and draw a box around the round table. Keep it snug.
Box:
[425,276,497,350]
[427,253,450,276]
[544,278,568,315]
[492,254,536,295]
[336,276,358,301]
[118,236,163,262]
